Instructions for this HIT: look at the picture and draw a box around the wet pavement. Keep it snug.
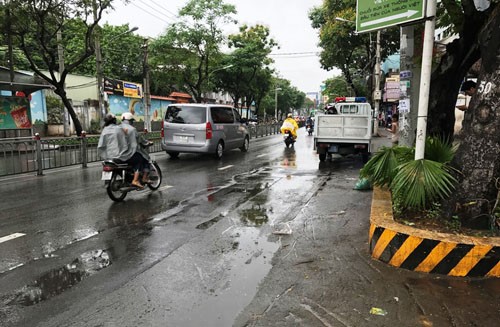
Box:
[0,127,499,326]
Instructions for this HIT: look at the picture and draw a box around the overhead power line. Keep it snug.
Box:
[130,2,172,25]
[145,0,179,20]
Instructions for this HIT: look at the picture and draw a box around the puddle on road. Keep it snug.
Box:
[240,205,269,227]
[12,249,111,306]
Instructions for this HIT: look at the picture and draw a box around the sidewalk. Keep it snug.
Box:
[371,126,392,152]
[233,128,500,326]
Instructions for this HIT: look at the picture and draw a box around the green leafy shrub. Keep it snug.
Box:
[359,145,413,187]
[46,96,64,124]
[360,136,458,210]
[89,119,101,134]
[391,159,457,210]
[425,136,456,163]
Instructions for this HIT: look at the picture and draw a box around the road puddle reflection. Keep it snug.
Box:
[13,249,111,306]
[240,205,269,226]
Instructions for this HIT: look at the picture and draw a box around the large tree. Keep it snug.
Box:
[427,0,494,140]
[0,0,114,136]
[448,2,500,229]
[150,0,237,102]
[214,24,277,112]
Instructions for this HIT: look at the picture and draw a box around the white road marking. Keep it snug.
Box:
[257,154,268,158]
[218,165,234,171]
[158,185,173,191]
[0,233,26,244]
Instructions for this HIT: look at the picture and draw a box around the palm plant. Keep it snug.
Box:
[360,137,458,210]
[391,159,457,210]
[359,146,413,187]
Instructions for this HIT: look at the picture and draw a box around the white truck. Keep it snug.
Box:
[313,98,373,162]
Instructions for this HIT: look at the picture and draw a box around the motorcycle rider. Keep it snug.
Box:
[306,116,314,128]
[280,113,299,140]
[120,112,147,189]
[97,113,128,162]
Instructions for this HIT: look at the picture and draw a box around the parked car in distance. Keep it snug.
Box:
[160,104,250,159]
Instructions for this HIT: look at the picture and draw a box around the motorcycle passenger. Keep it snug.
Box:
[120,112,147,189]
[136,132,153,184]
[280,113,299,139]
[97,113,128,162]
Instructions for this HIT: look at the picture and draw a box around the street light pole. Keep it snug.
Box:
[205,64,233,103]
[274,87,282,121]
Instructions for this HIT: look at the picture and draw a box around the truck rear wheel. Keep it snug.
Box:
[319,153,327,162]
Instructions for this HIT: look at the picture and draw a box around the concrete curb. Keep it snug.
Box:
[369,186,500,277]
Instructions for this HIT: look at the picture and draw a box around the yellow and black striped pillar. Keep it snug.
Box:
[369,187,500,277]
[369,225,500,277]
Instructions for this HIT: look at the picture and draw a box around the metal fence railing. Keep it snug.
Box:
[0,123,280,177]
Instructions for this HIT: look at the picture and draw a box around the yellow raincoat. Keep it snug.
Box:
[280,117,299,139]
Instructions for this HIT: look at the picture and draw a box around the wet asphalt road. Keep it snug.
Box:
[0,128,499,326]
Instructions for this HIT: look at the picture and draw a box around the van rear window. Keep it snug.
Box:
[210,107,235,124]
[165,106,206,124]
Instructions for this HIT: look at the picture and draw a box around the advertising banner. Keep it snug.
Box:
[0,96,32,129]
[123,82,142,98]
[104,77,142,98]
[103,77,124,96]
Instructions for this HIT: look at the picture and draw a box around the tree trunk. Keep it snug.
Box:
[55,87,83,136]
[447,4,500,229]
[427,0,489,140]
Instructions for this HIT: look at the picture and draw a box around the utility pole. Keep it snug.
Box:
[275,87,282,121]
[6,3,14,84]
[142,39,151,132]
[93,0,105,128]
[373,30,381,136]
[414,1,437,160]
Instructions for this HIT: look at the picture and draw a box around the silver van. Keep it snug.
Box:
[160,104,250,159]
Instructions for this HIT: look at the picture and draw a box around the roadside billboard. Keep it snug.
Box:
[104,77,142,98]
[0,96,32,129]
[356,0,425,33]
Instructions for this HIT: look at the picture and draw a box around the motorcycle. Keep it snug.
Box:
[101,142,162,202]
[283,130,295,148]
[306,124,314,136]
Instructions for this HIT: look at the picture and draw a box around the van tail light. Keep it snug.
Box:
[161,125,164,138]
[206,122,213,140]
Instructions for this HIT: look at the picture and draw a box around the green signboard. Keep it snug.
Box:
[0,96,32,129]
[356,0,425,33]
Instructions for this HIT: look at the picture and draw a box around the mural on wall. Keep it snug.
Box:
[150,98,173,121]
[108,94,144,120]
[0,96,32,129]
[1,90,50,125]
[30,91,46,124]
[108,94,172,122]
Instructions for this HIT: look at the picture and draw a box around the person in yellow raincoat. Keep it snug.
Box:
[280,113,299,139]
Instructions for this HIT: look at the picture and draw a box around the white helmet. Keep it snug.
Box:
[121,112,135,121]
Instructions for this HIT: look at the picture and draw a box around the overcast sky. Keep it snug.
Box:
[103,0,340,94]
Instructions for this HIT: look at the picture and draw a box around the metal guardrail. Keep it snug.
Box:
[0,123,280,177]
